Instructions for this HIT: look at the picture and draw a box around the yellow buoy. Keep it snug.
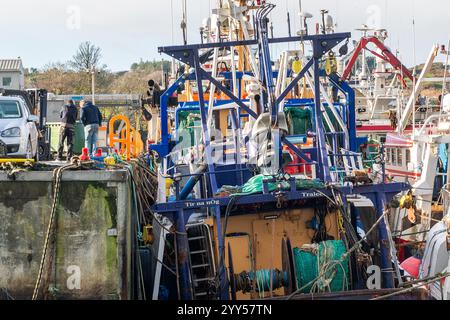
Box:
[104,156,116,165]
[325,56,338,75]
[292,59,302,74]
[166,178,174,197]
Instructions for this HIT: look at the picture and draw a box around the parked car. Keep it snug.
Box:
[0,96,39,159]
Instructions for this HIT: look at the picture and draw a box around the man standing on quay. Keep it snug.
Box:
[57,99,78,162]
[80,99,102,156]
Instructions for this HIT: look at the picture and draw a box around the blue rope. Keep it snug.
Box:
[248,269,288,292]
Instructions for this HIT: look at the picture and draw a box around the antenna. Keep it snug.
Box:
[320,9,328,34]
[356,25,374,38]
[287,11,292,37]
[181,0,188,45]
[298,11,313,36]
[356,25,374,81]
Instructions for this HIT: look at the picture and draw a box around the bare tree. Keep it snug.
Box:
[71,41,102,71]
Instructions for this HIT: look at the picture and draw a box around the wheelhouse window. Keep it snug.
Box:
[386,148,391,164]
[2,77,12,87]
[0,101,22,119]
[406,149,411,164]
[391,148,397,166]
[397,149,403,166]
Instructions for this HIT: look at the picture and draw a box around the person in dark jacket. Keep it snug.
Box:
[80,100,102,155]
[57,99,78,161]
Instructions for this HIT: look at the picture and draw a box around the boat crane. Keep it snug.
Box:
[341,27,414,88]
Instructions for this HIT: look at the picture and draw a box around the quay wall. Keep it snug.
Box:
[0,170,134,300]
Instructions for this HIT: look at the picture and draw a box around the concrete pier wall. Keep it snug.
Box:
[0,170,134,300]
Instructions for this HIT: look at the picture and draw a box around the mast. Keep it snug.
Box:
[443,36,450,191]
[397,45,439,134]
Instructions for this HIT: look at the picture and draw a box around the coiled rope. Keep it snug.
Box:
[234,269,288,298]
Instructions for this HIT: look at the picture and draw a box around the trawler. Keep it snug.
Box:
[144,0,428,300]
[337,15,450,300]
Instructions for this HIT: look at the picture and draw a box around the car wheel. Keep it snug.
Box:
[25,138,33,160]
[37,141,49,161]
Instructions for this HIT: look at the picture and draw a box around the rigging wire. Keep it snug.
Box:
[171,0,175,44]
[411,0,417,139]
[0,288,14,300]
[385,0,391,48]
[371,271,450,300]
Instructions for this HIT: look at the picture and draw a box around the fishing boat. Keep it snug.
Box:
[144,1,426,300]
[338,20,450,299]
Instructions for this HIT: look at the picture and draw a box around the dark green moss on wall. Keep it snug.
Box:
[0,180,128,300]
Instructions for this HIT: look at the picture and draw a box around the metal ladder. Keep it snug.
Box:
[186,223,216,299]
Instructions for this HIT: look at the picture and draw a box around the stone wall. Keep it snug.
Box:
[0,170,132,300]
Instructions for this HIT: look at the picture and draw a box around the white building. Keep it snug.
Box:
[0,59,25,90]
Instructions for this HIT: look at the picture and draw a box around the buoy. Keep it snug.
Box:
[80,148,91,161]
[283,145,300,174]
[400,256,421,279]
[292,58,302,74]
[104,156,116,165]
[325,55,337,75]
[165,178,174,199]
[95,148,103,157]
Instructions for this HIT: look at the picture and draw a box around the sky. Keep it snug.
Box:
[1,0,449,72]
